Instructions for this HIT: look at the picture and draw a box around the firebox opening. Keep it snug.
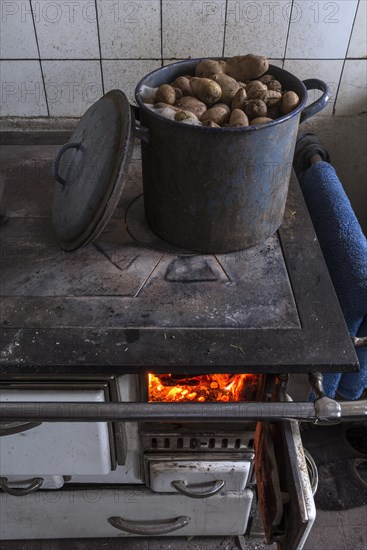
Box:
[148,373,259,402]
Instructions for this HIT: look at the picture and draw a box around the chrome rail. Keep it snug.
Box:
[0,399,365,424]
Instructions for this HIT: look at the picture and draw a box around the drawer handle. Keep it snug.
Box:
[0,477,43,496]
[0,421,42,437]
[171,479,225,498]
[108,515,190,535]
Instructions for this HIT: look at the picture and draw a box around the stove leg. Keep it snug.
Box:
[235,535,247,550]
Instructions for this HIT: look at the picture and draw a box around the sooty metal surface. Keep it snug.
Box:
[0,146,358,375]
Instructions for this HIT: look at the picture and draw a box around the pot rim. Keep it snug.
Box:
[135,58,308,132]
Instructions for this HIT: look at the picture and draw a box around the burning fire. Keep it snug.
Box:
[148,373,258,402]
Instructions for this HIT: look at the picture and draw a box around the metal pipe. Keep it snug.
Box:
[0,401,317,423]
[339,400,367,421]
[0,400,365,423]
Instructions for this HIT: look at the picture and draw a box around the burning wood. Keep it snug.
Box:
[148,373,259,402]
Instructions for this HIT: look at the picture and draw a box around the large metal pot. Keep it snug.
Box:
[135,59,330,253]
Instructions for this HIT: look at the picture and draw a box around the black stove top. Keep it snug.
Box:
[0,147,358,375]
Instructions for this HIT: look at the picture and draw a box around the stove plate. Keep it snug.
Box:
[0,147,358,374]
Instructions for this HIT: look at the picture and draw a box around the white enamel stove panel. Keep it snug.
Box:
[0,389,111,476]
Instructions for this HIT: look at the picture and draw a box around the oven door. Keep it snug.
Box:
[255,418,316,550]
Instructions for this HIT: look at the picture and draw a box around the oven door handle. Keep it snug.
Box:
[108,515,190,535]
[171,479,225,498]
[0,476,43,496]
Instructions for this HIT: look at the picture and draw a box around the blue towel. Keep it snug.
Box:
[300,161,367,399]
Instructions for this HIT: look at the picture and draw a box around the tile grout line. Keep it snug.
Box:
[0,58,164,62]
[338,510,350,550]
[160,0,164,67]
[29,0,50,117]
[94,0,105,95]
[222,0,229,57]
[332,0,361,116]
[281,0,295,69]
[2,58,361,62]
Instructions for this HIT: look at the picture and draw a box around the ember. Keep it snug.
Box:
[148,373,259,402]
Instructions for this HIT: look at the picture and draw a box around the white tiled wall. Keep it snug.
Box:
[0,0,366,117]
[42,60,103,116]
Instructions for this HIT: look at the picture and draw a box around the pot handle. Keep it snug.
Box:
[130,103,150,144]
[52,142,82,186]
[300,79,330,124]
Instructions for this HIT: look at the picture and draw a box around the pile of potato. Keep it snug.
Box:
[141,54,300,128]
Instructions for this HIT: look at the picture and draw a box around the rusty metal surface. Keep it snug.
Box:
[0,144,358,375]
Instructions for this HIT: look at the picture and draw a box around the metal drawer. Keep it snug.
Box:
[0,485,254,539]
[146,453,254,496]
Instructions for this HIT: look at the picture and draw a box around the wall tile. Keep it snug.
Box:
[0,61,47,116]
[224,0,289,58]
[31,0,99,59]
[98,0,161,59]
[162,0,225,58]
[284,59,344,115]
[42,61,103,116]
[0,0,38,59]
[348,0,367,58]
[162,59,286,69]
[268,59,284,68]
[103,60,161,104]
[286,0,358,59]
[335,60,367,116]
[163,59,188,66]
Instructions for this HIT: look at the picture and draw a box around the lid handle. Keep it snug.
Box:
[52,142,82,186]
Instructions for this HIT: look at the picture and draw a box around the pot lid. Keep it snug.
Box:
[52,90,134,251]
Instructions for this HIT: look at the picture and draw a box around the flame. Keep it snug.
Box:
[148,373,259,402]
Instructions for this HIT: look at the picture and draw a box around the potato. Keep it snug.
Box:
[259,74,276,84]
[282,91,300,114]
[225,55,269,82]
[171,76,192,96]
[202,120,221,128]
[210,73,240,105]
[195,59,226,78]
[175,110,199,121]
[252,90,282,106]
[154,102,180,111]
[201,103,231,125]
[231,88,247,110]
[266,104,281,119]
[244,99,267,120]
[174,87,183,101]
[175,96,207,118]
[267,79,282,92]
[155,84,177,105]
[246,80,267,99]
[250,117,274,125]
[229,109,250,128]
[190,77,222,105]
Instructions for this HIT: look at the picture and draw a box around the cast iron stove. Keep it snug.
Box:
[0,144,364,548]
